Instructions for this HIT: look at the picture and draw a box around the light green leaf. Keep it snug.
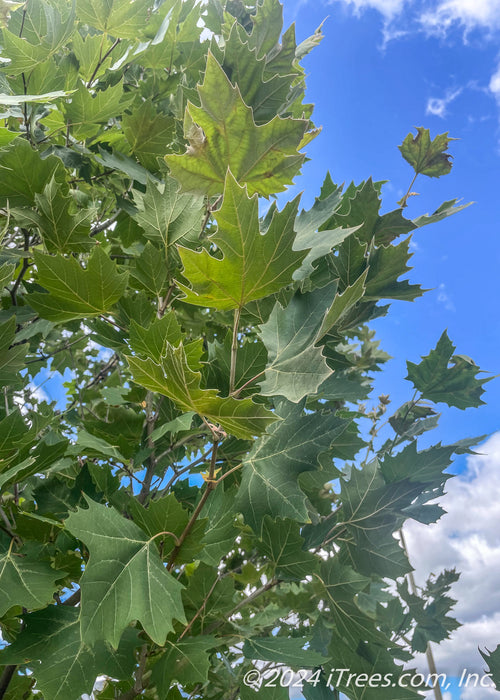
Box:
[76,0,152,39]
[259,287,333,402]
[65,498,186,648]
[29,246,128,322]
[132,176,204,250]
[406,331,492,409]
[177,171,305,310]
[64,81,127,137]
[0,138,65,208]
[126,341,276,439]
[0,606,139,700]
[18,175,92,252]
[166,52,308,197]
[0,90,70,105]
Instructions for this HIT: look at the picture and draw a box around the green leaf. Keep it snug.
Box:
[65,498,186,648]
[258,516,318,580]
[241,685,290,700]
[207,333,268,397]
[123,100,175,171]
[480,645,500,689]
[413,198,472,228]
[399,127,456,178]
[365,237,424,302]
[166,52,308,196]
[0,607,139,700]
[337,460,416,578]
[258,287,333,402]
[0,90,70,104]
[129,313,184,362]
[0,542,64,616]
[132,176,204,250]
[126,341,276,439]
[380,442,454,485]
[129,494,205,564]
[0,138,65,208]
[64,81,127,138]
[292,180,358,282]
[243,636,326,667]
[177,171,305,310]
[0,316,27,384]
[316,557,390,649]
[236,400,351,532]
[29,246,128,322]
[199,487,238,567]
[406,331,492,409]
[2,0,75,74]
[130,241,168,296]
[18,175,92,252]
[150,637,216,696]
[76,0,152,39]
[316,271,368,340]
[219,22,297,124]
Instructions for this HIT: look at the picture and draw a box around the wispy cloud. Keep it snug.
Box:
[419,0,500,37]
[426,87,463,118]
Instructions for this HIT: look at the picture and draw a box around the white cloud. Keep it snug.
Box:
[460,681,498,699]
[426,87,463,118]
[404,432,500,676]
[489,62,500,104]
[419,0,500,36]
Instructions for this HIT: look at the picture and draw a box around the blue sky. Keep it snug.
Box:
[278,1,500,697]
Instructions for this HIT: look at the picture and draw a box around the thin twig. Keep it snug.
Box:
[178,575,220,640]
[90,208,122,236]
[87,38,121,88]
[167,440,219,571]
[229,307,241,394]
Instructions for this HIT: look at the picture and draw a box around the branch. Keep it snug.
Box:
[0,665,17,700]
[204,579,279,636]
[9,230,31,306]
[167,440,219,571]
[87,38,121,88]
[90,208,122,236]
[138,392,160,504]
[229,307,241,394]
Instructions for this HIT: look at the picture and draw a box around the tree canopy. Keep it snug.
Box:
[0,0,497,698]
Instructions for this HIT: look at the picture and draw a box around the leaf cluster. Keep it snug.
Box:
[0,1,493,699]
